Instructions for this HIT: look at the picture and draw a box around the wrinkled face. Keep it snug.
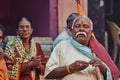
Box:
[0,30,3,44]
[71,18,92,45]
[17,20,33,39]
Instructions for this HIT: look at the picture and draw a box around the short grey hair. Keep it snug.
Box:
[71,16,93,30]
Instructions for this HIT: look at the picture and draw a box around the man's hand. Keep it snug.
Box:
[89,58,102,67]
[69,60,89,72]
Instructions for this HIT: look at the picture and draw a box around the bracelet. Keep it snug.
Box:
[66,65,72,74]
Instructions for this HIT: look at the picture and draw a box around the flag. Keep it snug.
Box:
[75,0,85,15]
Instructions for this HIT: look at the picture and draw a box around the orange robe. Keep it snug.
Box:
[0,58,9,80]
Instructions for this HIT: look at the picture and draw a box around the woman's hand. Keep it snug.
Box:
[29,56,41,69]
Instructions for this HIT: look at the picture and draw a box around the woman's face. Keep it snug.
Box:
[17,20,33,39]
[71,18,92,46]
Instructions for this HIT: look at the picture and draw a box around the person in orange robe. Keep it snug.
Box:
[0,24,9,80]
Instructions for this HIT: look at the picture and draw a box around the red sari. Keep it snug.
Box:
[19,43,47,80]
[4,36,47,80]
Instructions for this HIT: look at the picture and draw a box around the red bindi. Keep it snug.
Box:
[81,21,84,25]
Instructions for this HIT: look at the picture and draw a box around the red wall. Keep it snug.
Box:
[0,0,57,39]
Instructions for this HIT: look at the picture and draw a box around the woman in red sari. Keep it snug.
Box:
[4,17,47,80]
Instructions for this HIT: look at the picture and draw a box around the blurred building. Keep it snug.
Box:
[0,0,119,68]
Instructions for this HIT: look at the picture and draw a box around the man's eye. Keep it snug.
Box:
[83,24,89,28]
[74,24,80,28]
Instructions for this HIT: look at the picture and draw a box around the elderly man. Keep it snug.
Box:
[44,16,120,80]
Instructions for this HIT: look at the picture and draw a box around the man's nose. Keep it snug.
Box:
[79,26,84,31]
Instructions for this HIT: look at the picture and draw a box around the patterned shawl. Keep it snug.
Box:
[5,35,37,80]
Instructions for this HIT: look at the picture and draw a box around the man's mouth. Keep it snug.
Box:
[75,32,87,37]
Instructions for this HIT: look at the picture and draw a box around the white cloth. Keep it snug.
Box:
[45,40,104,80]
[52,28,71,51]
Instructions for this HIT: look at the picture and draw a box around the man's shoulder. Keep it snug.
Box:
[56,29,70,39]
[53,31,70,44]
[57,39,70,46]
